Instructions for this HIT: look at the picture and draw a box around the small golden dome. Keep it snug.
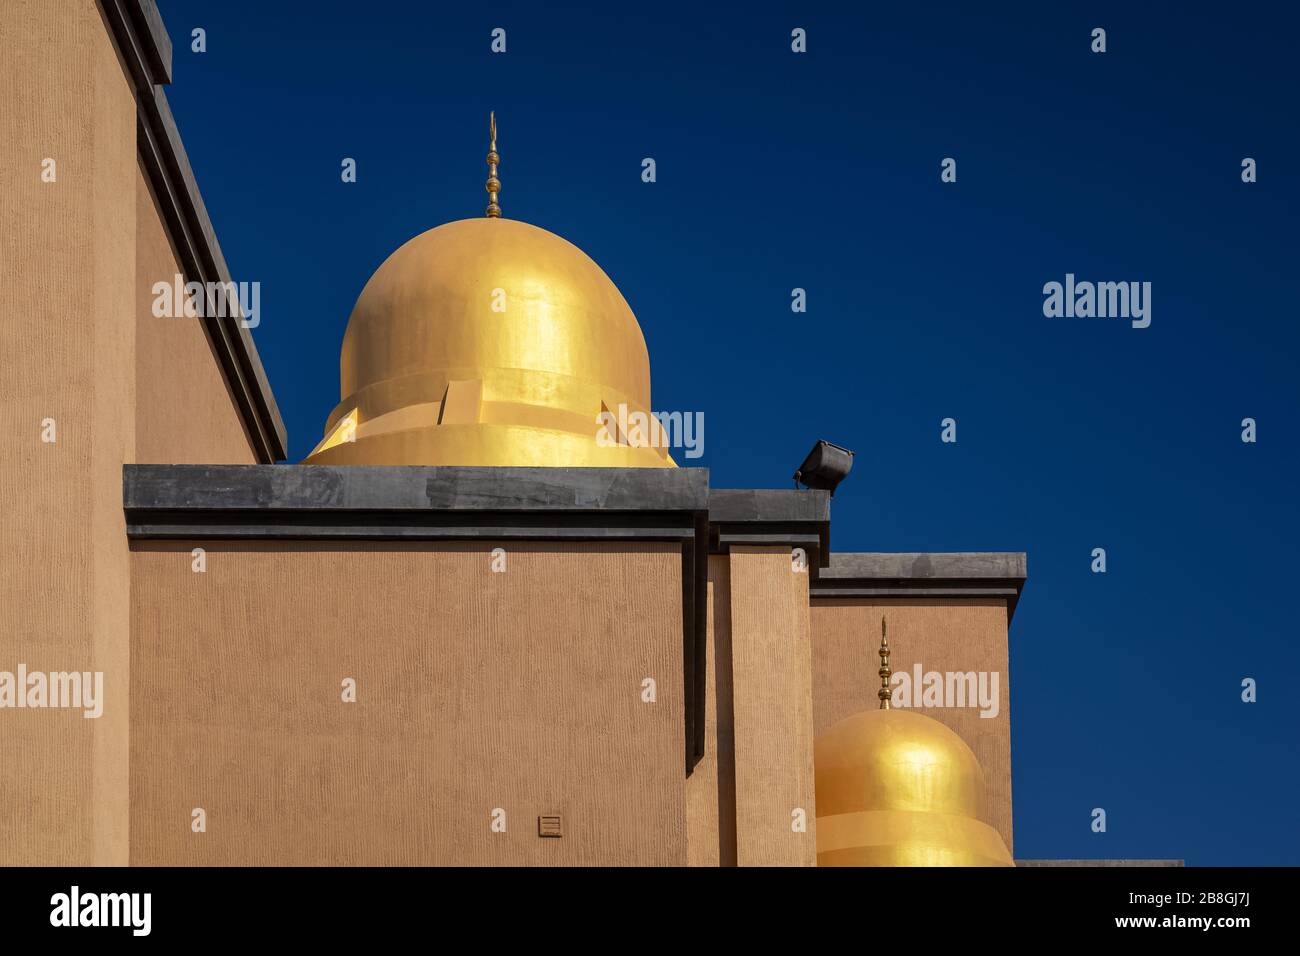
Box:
[305,217,675,467]
[815,709,1013,866]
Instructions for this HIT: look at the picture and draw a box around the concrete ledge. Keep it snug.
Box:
[811,551,1028,619]
[708,488,830,523]
[123,464,710,541]
[709,488,831,568]
[102,0,171,87]
[124,465,709,529]
[821,552,1027,580]
[132,0,171,83]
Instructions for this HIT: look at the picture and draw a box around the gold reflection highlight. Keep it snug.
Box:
[305,217,673,467]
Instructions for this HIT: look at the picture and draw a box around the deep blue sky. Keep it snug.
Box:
[160,1,1298,865]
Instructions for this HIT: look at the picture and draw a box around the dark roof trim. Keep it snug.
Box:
[708,488,831,568]
[124,464,709,526]
[103,1,287,463]
[811,551,1028,620]
[131,1,173,83]
[102,0,171,87]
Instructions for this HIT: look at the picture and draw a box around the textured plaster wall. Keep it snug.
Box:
[134,163,257,464]
[129,541,688,865]
[0,0,137,866]
[727,547,817,866]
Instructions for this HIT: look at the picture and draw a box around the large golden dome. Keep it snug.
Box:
[815,709,1014,866]
[305,216,674,467]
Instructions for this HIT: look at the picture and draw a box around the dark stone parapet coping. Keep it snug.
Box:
[822,552,1027,580]
[811,551,1028,619]
[709,488,830,523]
[124,465,710,530]
[103,0,171,86]
[709,488,831,568]
[102,1,287,462]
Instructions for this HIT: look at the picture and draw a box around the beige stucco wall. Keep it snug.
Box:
[129,541,687,865]
[727,547,817,866]
[0,0,137,866]
[686,555,739,866]
[810,598,1014,853]
[135,163,257,464]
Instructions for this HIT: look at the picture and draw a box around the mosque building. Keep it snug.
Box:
[2,0,1048,867]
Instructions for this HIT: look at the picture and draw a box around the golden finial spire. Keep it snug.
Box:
[485,111,501,218]
[878,616,892,710]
